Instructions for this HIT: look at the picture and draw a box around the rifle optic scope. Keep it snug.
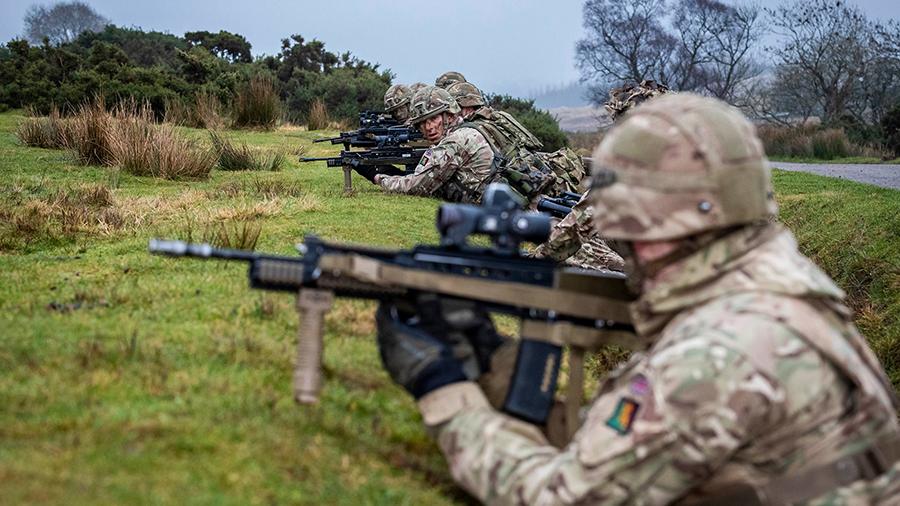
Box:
[436,184,552,251]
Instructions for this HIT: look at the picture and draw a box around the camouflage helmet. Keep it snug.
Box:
[408,82,429,96]
[447,82,486,108]
[408,86,461,125]
[605,80,670,122]
[590,93,777,242]
[435,71,467,89]
[384,84,411,112]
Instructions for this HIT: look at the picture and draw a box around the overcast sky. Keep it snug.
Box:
[2,0,899,97]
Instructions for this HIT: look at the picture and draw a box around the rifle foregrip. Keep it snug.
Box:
[293,289,335,404]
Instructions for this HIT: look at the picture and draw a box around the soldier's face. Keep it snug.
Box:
[420,115,446,143]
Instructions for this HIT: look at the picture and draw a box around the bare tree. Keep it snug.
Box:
[575,0,675,101]
[24,1,109,46]
[765,0,874,125]
[576,0,762,105]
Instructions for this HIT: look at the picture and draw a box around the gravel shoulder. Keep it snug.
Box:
[772,162,900,190]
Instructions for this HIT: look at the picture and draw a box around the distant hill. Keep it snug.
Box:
[529,81,592,109]
[548,105,610,133]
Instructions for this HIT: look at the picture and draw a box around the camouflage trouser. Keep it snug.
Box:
[532,191,623,271]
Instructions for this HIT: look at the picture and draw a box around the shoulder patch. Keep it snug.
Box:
[606,397,640,435]
[420,149,432,165]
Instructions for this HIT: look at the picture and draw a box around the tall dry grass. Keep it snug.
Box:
[209,132,285,171]
[165,91,225,129]
[233,75,281,129]
[307,99,330,131]
[756,124,890,160]
[53,96,215,179]
[16,107,71,149]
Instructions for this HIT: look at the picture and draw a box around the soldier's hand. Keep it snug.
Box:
[375,294,506,398]
[353,165,379,184]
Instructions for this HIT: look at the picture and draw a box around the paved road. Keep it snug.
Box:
[772,162,900,190]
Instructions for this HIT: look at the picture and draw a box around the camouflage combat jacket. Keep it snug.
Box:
[378,120,497,203]
[428,224,900,504]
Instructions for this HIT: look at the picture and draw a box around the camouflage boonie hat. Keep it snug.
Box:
[590,93,777,241]
[384,84,412,112]
[435,71,467,89]
[408,86,461,125]
[604,80,670,121]
[447,82,486,108]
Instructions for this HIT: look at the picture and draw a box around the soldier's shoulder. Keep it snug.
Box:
[446,124,491,148]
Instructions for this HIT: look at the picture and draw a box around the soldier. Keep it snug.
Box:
[408,82,429,97]
[373,86,497,204]
[374,94,900,504]
[532,80,673,271]
[383,83,412,123]
[435,71,466,89]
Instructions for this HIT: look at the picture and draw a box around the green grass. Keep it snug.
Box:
[0,108,897,504]
[769,155,900,164]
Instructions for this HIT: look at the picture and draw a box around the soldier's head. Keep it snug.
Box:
[589,93,777,289]
[605,80,670,122]
[384,84,412,123]
[447,82,486,119]
[435,71,466,89]
[408,85,462,143]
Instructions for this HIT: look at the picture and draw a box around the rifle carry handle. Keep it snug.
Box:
[293,289,335,404]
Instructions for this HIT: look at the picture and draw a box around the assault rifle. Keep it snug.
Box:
[536,191,583,218]
[312,125,423,150]
[149,184,635,436]
[358,110,397,129]
[300,146,426,193]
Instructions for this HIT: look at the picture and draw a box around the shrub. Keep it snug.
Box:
[756,124,888,160]
[810,129,850,159]
[233,74,281,129]
[16,107,70,149]
[307,99,329,131]
[210,132,285,171]
[882,103,900,158]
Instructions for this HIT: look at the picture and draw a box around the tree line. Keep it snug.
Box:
[576,0,900,153]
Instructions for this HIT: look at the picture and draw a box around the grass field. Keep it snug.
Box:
[1,110,898,504]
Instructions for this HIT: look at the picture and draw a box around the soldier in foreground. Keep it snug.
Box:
[373,94,900,503]
[374,86,497,203]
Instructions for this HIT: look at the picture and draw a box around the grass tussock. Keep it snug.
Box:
[207,178,306,199]
[233,75,281,130]
[165,91,225,130]
[15,107,70,148]
[0,183,137,250]
[55,96,214,179]
[179,214,262,251]
[307,99,330,131]
[210,132,286,171]
[757,124,890,160]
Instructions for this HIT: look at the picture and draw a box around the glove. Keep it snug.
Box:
[352,165,378,184]
[375,294,505,399]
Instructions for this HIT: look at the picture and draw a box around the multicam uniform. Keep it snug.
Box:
[428,225,900,504]
[378,119,497,203]
[531,193,624,271]
[404,94,900,504]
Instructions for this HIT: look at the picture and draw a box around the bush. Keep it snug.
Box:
[487,94,568,151]
[306,99,329,131]
[210,132,285,171]
[882,103,900,157]
[756,124,888,160]
[233,74,281,129]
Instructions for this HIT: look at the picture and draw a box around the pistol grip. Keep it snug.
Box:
[293,289,335,404]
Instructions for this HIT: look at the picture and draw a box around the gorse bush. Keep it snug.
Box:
[210,131,285,171]
[307,99,329,131]
[233,75,281,129]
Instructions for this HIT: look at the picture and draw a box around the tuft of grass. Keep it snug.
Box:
[15,107,70,149]
[64,96,116,166]
[165,91,225,130]
[111,102,216,180]
[210,132,286,172]
[233,75,281,130]
[307,99,330,131]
